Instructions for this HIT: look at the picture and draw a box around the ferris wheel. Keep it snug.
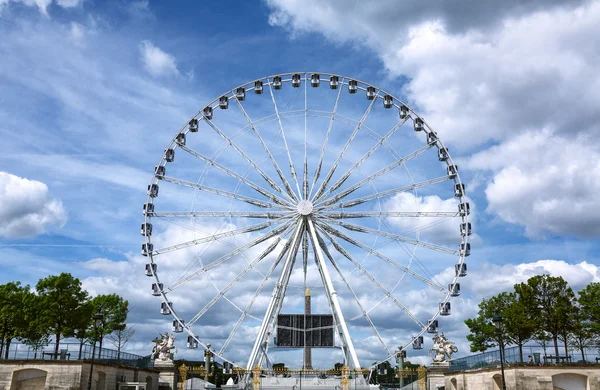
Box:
[141,72,471,372]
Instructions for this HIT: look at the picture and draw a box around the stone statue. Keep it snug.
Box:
[429,333,458,363]
[151,332,177,362]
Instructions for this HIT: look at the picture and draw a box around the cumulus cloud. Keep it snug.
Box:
[466,130,600,238]
[465,259,600,297]
[266,1,600,149]
[139,40,179,77]
[265,0,600,238]
[383,192,471,244]
[266,0,588,38]
[0,172,66,239]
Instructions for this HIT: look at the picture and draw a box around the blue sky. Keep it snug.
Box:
[1,0,599,368]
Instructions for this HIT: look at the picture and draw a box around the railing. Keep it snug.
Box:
[0,342,153,369]
[449,344,600,372]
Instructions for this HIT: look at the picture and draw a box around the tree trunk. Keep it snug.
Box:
[518,343,523,362]
[563,341,569,361]
[553,335,560,360]
[580,345,585,362]
[54,332,60,360]
[4,338,11,359]
[117,343,121,366]
[78,340,83,360]
[98,336,103,359]
[0,334,4,359]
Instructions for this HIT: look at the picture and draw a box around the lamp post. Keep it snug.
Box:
[87,311,104,390]
[395,346,406,389]
[492,312,507,390]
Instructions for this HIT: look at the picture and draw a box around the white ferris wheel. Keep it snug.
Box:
[141,72,471,373]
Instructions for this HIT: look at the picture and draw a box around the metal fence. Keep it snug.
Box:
[0,342,153,368]
[449,344,600,372]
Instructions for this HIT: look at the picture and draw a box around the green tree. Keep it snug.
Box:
[18,291,51,359]
[568,304,595,362]
[465,316,497,353]
[506,292,538,362]
[465,291,537,362]
[514,275,575,359]
[0,282,29,359]
[465,292,515,353]
[572,282,600,361]
[72,301,94,359]
[578,282,600,337]
[36,273,89,358]
[90,294,129,358]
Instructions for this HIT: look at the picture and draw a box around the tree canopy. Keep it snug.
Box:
[466,275,597,362]
[0,273,129,360]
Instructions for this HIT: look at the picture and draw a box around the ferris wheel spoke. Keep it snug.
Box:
[161,176,288,209]
[319,211,460,219]
[318,228,426,330]
[152,218,291,256]
[236,90,300,202]
[315,143,434,208]
[248,221,304,370]
[186,233,289,326]
[203,118,293,202]
[266,77,303,198]
[316,222,445,292]
[315,117,409,203]
[313,231,392,356]
[151,211,293,219]
[303,74,309,200]
[309,77,344,199]
[302,227,309,281]
[307,219,360,369]
[318,175,451,211]
[312,90,380,202]
[303,158,308,201]
[218,226,296,357]
[165,223,292,292]
[325,219,459,256]
[179,145,292,207]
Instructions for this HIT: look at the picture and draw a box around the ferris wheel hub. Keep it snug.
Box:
[296,200,314,216]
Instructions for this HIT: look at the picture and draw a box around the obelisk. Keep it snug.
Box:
[304,287,312,369]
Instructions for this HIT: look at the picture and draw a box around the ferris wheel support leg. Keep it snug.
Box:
[246,221,305,371]
[306,219,361,370]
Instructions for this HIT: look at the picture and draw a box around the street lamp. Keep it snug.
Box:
[87,311,104,390]
[492,312,507,390]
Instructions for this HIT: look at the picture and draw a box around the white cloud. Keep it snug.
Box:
[139,40,179,77]
[266,1,600,149]
[0,172,66,238]
[265,0,600,238]
[467,130,600,238]
[383,192,468,244]
[465,259,600,297]
[0,0,81,15]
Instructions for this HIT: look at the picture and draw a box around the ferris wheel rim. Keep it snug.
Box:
[141,72,471,370]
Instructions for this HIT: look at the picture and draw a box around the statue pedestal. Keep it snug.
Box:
[154,359,175,368]
[155,362,177,390]
[428,362,450,390]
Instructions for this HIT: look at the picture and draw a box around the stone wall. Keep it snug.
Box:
[445,365,600,390]
[0,360,160,390]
